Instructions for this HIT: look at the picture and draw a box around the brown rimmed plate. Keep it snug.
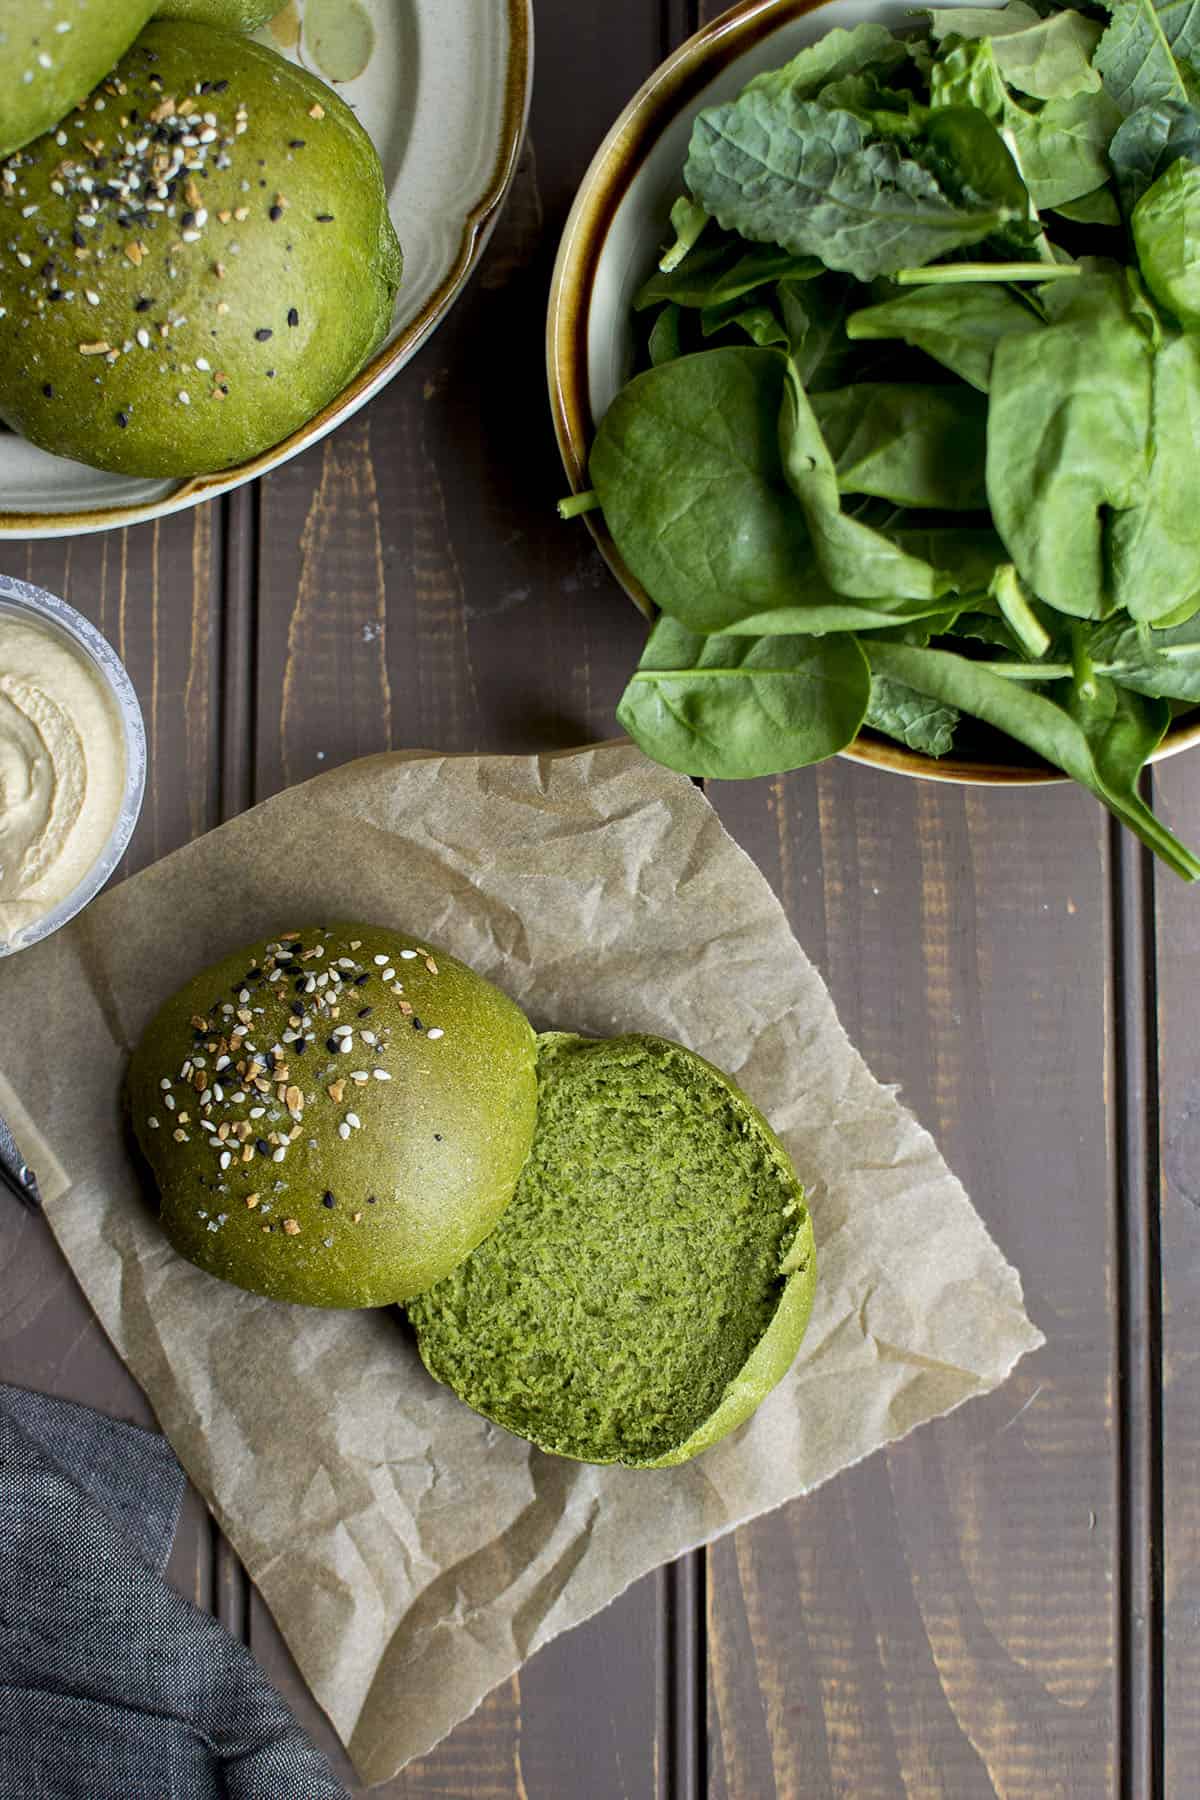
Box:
[0,0,532,539]
[545,0,1200,785]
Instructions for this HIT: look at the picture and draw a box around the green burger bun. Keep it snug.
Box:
[127,924,538,1309]
[407,1032,817,1467]
[0,1,154,158]
[0,19,401,476]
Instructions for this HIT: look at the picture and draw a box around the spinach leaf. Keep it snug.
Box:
[616,616,870,777]
[1108,96,1200,206]
[1007,87,1125,207]
[865,672,962,752]
[648,304,685,365]
[930,37,1121,208]
[866,640,1200,876]
[809,382,990,508]
[1131,154,1200,320]
[1110,329,1200,618]
[1086,608,1200,696]
[778,358,956,598]
[716,594,971,636]
[658,196,711,273]
[1094,0,1200,115]
[588,347,813,633]
[742,21,909,103]
[985,271,1151,617]
[701,301,790,346]
[1053,184,1124,223]
[635,234,821,311]
[928,3,1103,100]
[846,283,1042,389]
[684,94,1015,281]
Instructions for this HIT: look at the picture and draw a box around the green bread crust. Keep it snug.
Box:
[155,2,280,26]
[127,923,538,1309]
[0,20,402,477]
[407,1032,816,1468]
[0,1,154,159]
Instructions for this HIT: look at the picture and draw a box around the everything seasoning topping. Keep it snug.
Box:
[0,48,311,409]
[148,929,449,1245]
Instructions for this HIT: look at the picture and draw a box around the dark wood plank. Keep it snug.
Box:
[707,763,1118,1798]
[1145,757,1200,1800]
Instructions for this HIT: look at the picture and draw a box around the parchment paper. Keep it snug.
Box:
[0,743,1042,1785]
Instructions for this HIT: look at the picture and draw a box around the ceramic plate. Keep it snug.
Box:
[546,0,1200,784]
[0,0,532,538]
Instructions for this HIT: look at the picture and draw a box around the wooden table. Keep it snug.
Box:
[1,3,1196,1794]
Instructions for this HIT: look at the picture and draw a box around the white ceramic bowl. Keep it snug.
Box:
[546,0,1200,784]
[0,574,146,952]
[0,0,532,538]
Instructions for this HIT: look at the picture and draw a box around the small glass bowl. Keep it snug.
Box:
[0,573,146,955]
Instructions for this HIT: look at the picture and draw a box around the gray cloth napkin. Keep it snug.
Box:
[0,1382,349,1799]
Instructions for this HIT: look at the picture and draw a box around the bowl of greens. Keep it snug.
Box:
[548,0,1200,876]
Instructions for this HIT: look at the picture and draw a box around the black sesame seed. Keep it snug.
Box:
[412,1017,425,1032]
[294,1038,307,1054]
[289,138,306,149]
[268,203,282,220]
[212,78,228,92]
[322,1191,336,1208]
[366,1195,378,1205]
[287,307,299,328]
[265,1051,277,1071]
[315,213,334,222]
[47,288,63,302]
[134,296,153,312]
[357,1007,372,1019]
[354,973,369,987]
[72,229,85,249]
[265,369,276,379]
[254,327,272,341]
[256,1138,271,1157]
[246,966,262,982]
[326,1036,340,1054]
[41,383,53,398]
[115,411,129,428]
[433,1133,443,1142]
[181,210,197,229]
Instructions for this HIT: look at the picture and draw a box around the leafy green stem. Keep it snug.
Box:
[894,261,1082,284]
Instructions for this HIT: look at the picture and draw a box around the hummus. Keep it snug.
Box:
[0,613,126,949]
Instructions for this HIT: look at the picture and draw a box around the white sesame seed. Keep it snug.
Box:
[427,1028,445,1040]
[339,1040,353,1054]
[215,1054,230,1070]
[361,1030,377,1046]
[347,1113,361,1129]
[373,954,388,965]
[147,1116,160,1130]
[400,949,418,959]
[178,390,190,404]
[373,1069,391,1081]
[249,1107,265,1118]
[164,1093,176,1110]
[338,1122,351,1140]
[382,967,396,982]
[136,327,151,348]
[37,52,52,69]
[350,1071,369,1083]
[160,1078,171,1090]
[272,1147,287,1163]
[219,1151,231,1171]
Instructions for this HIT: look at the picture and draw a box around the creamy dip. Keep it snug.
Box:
[0,612,126,949]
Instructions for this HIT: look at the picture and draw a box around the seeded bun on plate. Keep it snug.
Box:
[408,1033,817,1467]
[0,20,402,477]
[127,924,539,1309]
[0,0,154,159]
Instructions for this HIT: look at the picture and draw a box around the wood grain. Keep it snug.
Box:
[1144,758,1200,1800]
[707,764,1118,1798]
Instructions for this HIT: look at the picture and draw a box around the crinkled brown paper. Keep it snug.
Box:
[0,743,1042,1784]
